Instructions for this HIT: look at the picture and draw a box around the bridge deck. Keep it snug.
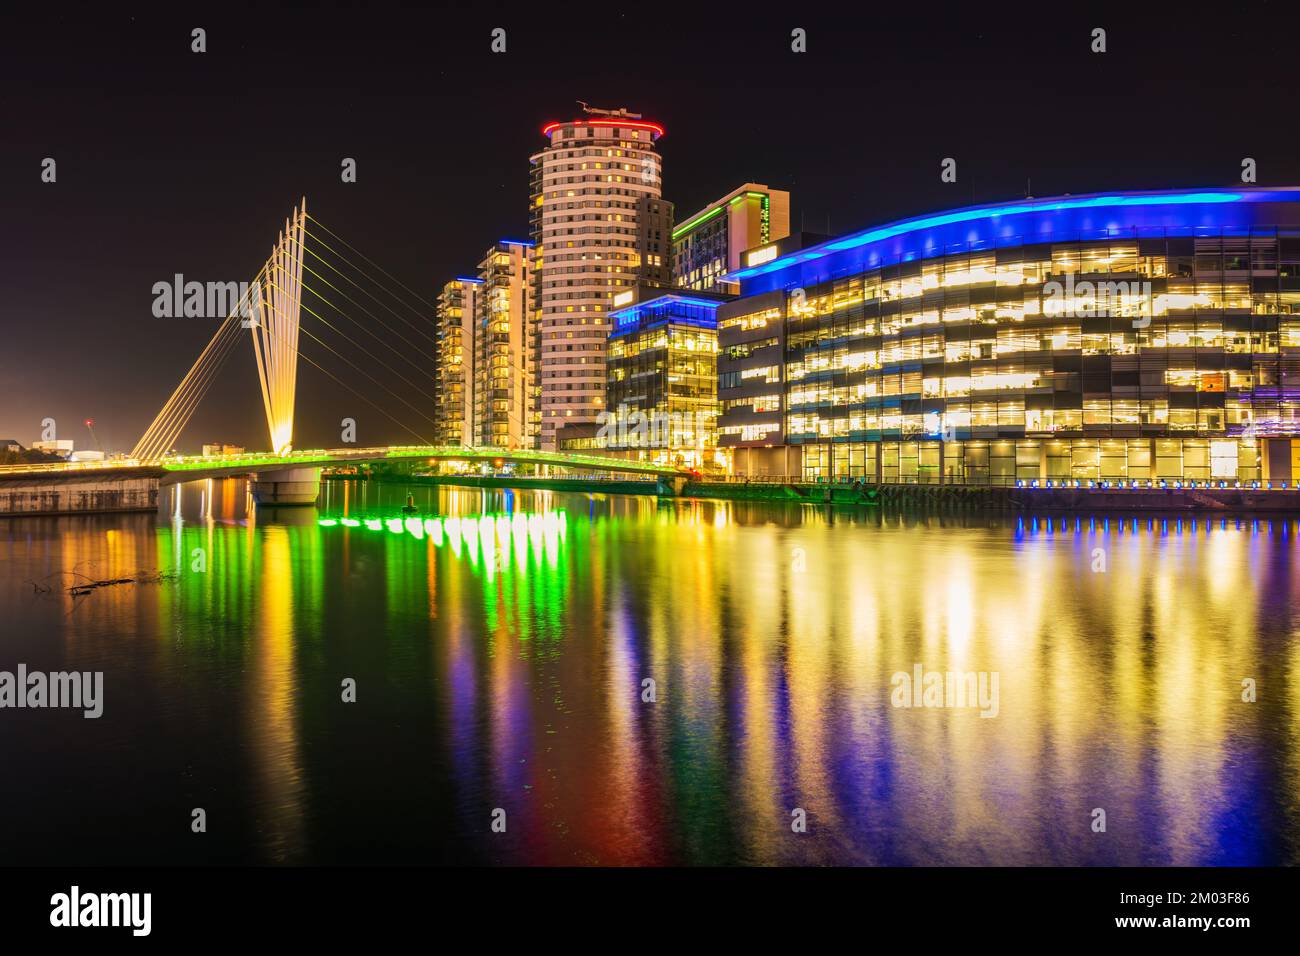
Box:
[0,445,685,480]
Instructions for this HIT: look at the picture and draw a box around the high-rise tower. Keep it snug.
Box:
[473,240,536,449]
[529,105,668,450]
[434,277,481,446]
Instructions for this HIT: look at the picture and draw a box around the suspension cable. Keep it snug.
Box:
[263,268,439,409]
[140,316,246,458]
[296,323,440,430]
[299,266,439,379]
[300,228,437,345]
[305,214,434,319]
[296,350,433,446]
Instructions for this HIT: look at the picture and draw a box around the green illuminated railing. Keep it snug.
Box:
[0,445,685,479]
[0,458,158,475]
[161,445,683,476]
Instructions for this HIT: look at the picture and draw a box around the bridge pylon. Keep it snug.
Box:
[249,200,306,455]
[129,200,307,461]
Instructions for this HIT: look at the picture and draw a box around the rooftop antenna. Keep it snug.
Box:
[578,101,643,119]
[1026,177,1033,199]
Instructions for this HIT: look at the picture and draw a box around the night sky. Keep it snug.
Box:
[4,3,1300,452]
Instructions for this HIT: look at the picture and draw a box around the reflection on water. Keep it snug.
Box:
[1,476,1298,865]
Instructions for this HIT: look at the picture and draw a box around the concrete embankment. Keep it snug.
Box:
[0,470,162,516]
[685,481,1300,512]
[335,473,1300,513]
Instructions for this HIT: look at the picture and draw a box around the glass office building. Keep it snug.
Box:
[598,292,728,470]
[718,187,1300,484]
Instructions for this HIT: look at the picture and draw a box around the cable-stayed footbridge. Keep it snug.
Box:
[1,201,684,513]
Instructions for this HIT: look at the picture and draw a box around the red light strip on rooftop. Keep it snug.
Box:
[541,119,665,138]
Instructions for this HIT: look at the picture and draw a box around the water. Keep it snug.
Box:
[1,478,1297,865]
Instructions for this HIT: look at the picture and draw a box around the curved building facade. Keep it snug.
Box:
[717,187,1300,484]
[529,109,670,450]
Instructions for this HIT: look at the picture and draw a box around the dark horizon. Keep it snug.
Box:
[5,3,1300,450]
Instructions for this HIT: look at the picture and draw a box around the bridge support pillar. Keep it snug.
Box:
[250,467,321,506]
[656,475,689,497]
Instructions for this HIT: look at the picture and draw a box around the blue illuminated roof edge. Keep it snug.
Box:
[723,187,1300,291]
